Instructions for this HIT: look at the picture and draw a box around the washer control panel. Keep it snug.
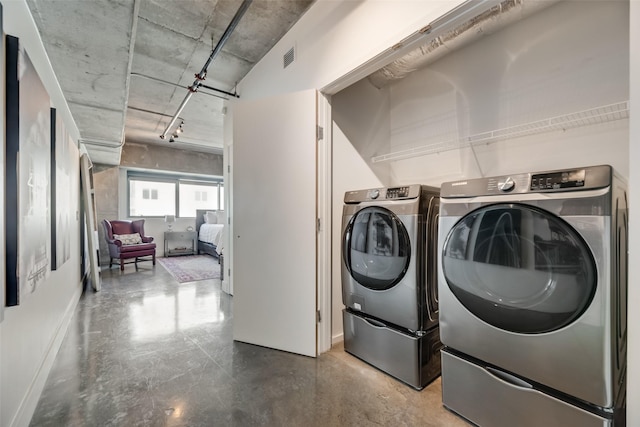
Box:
[344,185,421,203]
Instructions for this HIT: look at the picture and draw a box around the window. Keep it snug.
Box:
[128,171,223,218]
[142,188,159,200]
[179,181,219,217]
[194,191,207,202]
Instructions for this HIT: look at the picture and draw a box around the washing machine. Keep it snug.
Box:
[438,165,627,426]
[342,184,441,389]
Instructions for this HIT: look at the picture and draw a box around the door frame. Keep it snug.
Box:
[317,92,332,354]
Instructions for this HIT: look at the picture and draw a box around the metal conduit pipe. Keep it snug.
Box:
[131,72,239,99]
[160,0,253,139]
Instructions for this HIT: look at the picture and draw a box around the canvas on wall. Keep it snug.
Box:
[51,109,73,270]
[5,35,51,305]
[0,3,5,318]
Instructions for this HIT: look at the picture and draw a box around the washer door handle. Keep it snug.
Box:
[485,366,533,389]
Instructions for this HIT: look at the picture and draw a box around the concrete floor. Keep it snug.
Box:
[30,261,471,426]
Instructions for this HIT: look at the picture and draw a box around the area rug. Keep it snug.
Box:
[158,255,221,283]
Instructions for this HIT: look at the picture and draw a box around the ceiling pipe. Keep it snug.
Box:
[199,83,239,99]
[131,72,238,99]
[127,105,186,119]
[366,0,559,89]
[160,0,252,139]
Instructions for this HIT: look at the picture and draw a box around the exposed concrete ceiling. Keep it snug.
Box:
[26,0,314,165]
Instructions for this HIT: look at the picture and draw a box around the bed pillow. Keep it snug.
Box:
[204,211,217,224]
[216,210,225,224]
[113,233,142,245]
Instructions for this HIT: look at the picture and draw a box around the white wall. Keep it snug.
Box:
[384,1,629,185]
[238,0,466,99]
[0,1,83,426]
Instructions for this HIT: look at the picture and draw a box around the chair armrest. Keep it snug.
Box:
[106,238,123,247]
[142,236,154,243]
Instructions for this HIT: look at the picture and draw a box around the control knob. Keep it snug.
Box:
[369,189,380,199]
[498,177,515,192]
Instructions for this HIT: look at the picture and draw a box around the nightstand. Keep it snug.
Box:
[164,231,197,257]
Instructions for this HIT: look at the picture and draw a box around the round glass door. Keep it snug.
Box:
[442,203,596,334]
[343,207,411,291]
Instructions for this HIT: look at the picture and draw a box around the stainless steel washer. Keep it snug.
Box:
[438,165,627,426]
[342,184,441,389]
[342,184,440,332]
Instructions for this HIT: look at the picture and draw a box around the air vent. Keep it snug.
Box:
[283,46,295,68]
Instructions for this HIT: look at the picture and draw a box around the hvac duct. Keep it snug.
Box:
[367,0,558,89]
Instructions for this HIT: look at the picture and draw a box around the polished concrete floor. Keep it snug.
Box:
[31,261,470,426]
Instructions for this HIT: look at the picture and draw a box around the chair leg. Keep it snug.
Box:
[120,259,125,271]
[152,253,156,265]
[109,258,112,268]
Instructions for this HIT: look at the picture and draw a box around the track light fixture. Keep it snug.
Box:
[163,120,184,143]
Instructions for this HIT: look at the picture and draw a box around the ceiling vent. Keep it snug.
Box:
[283,46,295,68]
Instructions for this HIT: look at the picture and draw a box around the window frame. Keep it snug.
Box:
[127,171,223,218]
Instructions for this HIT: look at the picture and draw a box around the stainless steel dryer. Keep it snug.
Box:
[342,184,441,389]
[438,165,627,426]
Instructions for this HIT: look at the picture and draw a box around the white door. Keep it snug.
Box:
[233,90,317,357]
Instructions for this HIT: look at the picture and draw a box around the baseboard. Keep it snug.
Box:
[12,284,83,427]
[332,332,344,346]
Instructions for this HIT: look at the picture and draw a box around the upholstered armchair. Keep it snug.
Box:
[102,219,156,270]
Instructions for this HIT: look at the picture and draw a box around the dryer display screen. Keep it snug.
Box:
[386,187,410,199]
[531,169,585,190]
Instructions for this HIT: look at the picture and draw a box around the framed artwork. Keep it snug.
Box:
[5,35,51,305]
[0,3,4,318]
[50,109,73,270]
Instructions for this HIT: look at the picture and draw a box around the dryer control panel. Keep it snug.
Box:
[386,186,410,199]
[441,165,612,198]
[531,169,585,190]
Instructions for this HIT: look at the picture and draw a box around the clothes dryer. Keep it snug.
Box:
[342,184,441,389]
[438,165,627,426]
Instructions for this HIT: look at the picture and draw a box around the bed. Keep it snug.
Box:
[195,209,225,259]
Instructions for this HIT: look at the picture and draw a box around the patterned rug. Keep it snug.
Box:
[158,255,221,283]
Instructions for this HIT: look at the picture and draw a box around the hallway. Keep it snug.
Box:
[30,263,467,426]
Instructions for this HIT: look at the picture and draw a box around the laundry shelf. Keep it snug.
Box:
[371,101,630,163]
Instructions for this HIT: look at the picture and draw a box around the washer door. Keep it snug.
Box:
[343,206,411,291]
[442,203,596,334]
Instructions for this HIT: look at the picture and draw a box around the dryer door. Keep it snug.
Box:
[442,203,596,334]
[343,206,411,291]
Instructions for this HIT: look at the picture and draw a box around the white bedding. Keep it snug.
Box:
[199,223,225,254]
